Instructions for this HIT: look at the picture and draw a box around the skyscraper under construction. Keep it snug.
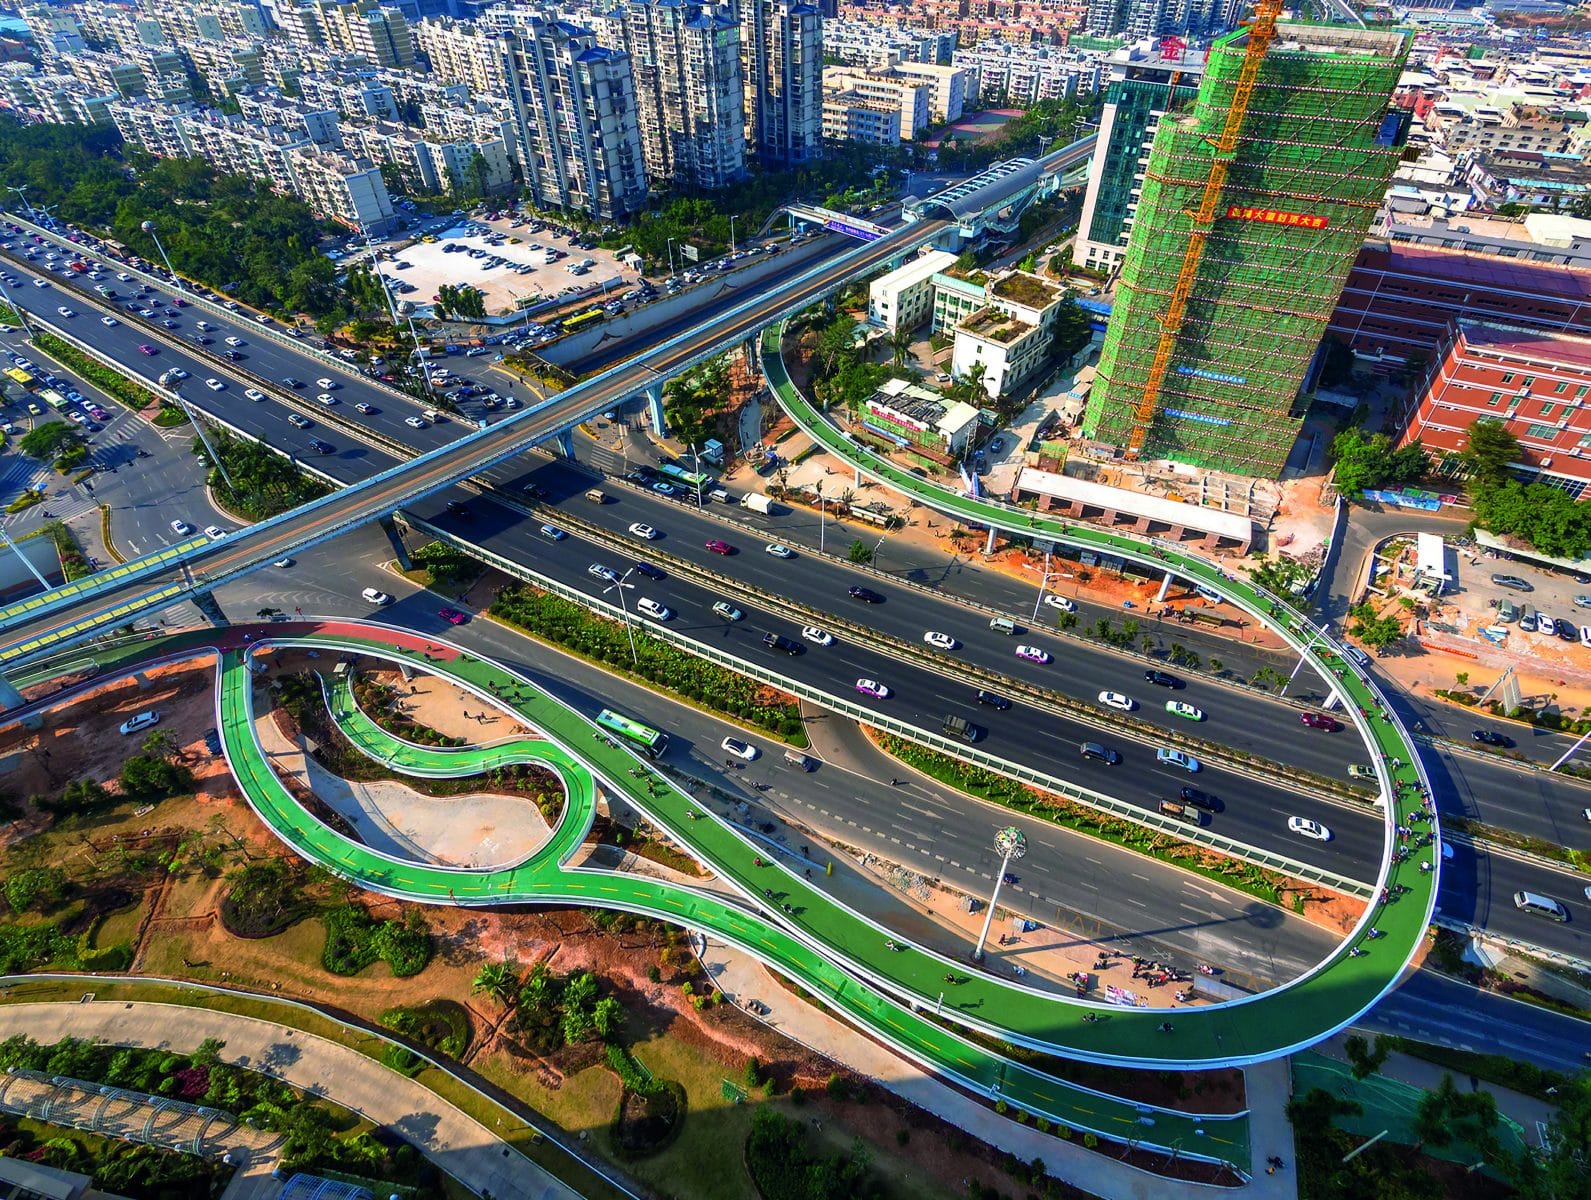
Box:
[1082,20,1412,477]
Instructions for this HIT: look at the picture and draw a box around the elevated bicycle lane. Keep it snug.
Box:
[761,328,1440,1051]
[211,625,1250,1167]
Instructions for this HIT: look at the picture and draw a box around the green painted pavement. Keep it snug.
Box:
[761,323,1440,1055]
[213,634,1249,1167]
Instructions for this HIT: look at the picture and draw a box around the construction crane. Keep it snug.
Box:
[1124,0,1284,459]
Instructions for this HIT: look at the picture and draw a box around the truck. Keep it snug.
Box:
[1156,799,1207,827]
[741,493,775,515]
[942,714,982,742]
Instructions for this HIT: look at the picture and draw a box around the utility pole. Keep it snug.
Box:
[140,220,183,290]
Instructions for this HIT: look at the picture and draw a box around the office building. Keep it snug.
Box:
[1083,22,1414,477]
[867,249,959,331]
[740,0,823,165]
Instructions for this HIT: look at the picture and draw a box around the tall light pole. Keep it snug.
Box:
[815,478,826,553]
[972,826,1026,962]
[603,566,640,667]
[5,186,35,221]
[141,220,183,290]
[1030,547,1054,621]
[729,215,738,255]
[666,237,677,276]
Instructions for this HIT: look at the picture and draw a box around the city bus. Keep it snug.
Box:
[2,367,35,390]
[595,708,669,758]
[40,388,68,409]
[561,308,606,333]
[659,463,714,491]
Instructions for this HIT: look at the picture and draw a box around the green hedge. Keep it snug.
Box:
[320,903,432,978]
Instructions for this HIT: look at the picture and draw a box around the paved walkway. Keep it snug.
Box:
[700,934,1297,1199]
[0,1001,582,1200]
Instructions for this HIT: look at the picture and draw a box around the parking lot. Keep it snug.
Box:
[352,213,641,322]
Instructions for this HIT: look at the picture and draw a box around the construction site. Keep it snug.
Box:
[1082,15,1414,477]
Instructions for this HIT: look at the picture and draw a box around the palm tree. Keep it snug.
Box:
[889,326,913,367]
[471,959,519,1006]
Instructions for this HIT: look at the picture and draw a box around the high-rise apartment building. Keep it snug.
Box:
[414,17,513,94]
[277,1,416,68]
[620,0,745,190]
[1082,22,1413,477]
[1073,41,1206,275]
[739,0,822,165]
[1087,0,1245,40]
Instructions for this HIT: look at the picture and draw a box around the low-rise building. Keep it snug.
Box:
[861,377,982,454]
[867,248,958,331]
[821,66,932,141]
[947,270,1068,399]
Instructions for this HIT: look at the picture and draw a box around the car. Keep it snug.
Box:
[586,563,618,582]
[1098,691,1136,711]
[1300,712,1340,731]
[628,522,659,540]
[650,480,678,497]
[100,316,118,327]
[765,543,794,559]
[316,377,336,389]
[802,625,833,646]
[169,520,194,536]
[404,415,427,429]
[193,335,213,345]
[244,388,265,401]
[273,558,294,568]
[1491,574,1533,592]
[1471,729,1514,748]
[923,631,959,650]
[355,402,377,415]
[849,586,884,603]
[204,378,225,391]
[633,562,665,580]
[118,711,161,735]
[168,368,188,380]
[1144,671,1183,691]
[855,678,891,699]
[977,690,1012,710]
[713,600,744,622]
[1576,595,1591,609]
[138,344,157,355]
[203,525,227,539]
[55,306,74,317]
[1557,616,1579,641]
[722,737,759,761]
[1043,594,1076,612]
[66,410,89,427]
[360,587,392,606]
[283,376,303,388]
[225,336,243,347]
[31,278,46,287]
[1287,816,1332,841]
[636,598,671,621]
[1166,700,1205,721]
[438,607,469,625]
[1519,611,1539,633]
[1179,787,1221,812]
[1156,748,1201,772]
[705,539,733,554]
[287,414,311,429]
[1015,645,1051,664]
[538,524,567,542]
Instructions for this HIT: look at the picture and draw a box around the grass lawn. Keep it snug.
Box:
[92,899,146,949]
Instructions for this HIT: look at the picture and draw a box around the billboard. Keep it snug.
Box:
[1224,205,1328,230]
[680,243,700,263]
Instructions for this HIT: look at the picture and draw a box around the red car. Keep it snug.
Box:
[705,539,733,555]
[1300,712,1339,731]
[138,344,157,355]
[438,607,468,625]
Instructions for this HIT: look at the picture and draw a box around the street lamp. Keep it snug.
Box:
[666,237,678,276]
[972,826,1026,962]
[5,186,35,221]
[1030,547,1054,621]
[603,567,640,667]
[815,478,826,553]
[871,532,885,572]
[141,220,183,290]
[729,215,738,255]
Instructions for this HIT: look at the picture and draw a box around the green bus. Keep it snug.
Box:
[596,708,669,757]
[659,462,713,491]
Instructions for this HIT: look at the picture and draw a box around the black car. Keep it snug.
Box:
[849,586,884,603]
[1144,670,1183,689]
[761,632,802,655]
[1556,618,1579,642]
[193,334,212,344]
[445,499,471,518]
[1471,729,1514,748]
[976,690,1012,710]
[222,350,243,361]
[1179,786,1222,812]
[308,438,334,454]
[634,562,665,580]
[283,376,303,388]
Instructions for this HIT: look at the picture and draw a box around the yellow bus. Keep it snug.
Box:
[2,367,34,390]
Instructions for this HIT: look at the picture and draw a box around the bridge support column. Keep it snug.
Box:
[644,384,666,440]
[0,672,28,715]
[985,527,997,555]
[191,589,228,628]
[1156,571,1174,604]
[553,429,576,460]
[378,514,413,571]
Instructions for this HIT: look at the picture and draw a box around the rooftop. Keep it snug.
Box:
[990,270,1060,310]
[1358,239,1591,303]
[1457,319,1591,370]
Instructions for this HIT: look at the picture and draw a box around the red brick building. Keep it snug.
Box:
[1395,319,1591,494]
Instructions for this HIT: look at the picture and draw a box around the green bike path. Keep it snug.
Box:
[761,327,1440,1047]
[212,631,1250,1166]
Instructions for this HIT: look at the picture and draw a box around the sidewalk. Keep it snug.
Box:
[0,1000,582,1200]
[699,933,1299,1199]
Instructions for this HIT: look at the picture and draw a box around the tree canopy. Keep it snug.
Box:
[1457,416,1520,489]
[1331,429,1429,498]
[1472,479,1591,561]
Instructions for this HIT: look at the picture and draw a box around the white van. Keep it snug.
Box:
[1513,890,1569,921]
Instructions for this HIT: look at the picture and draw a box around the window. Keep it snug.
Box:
[1489,392,1504,407]
[1501,372,1515,384]
[1523,376,1537,388]
[1525,422,1558,439]
[1578,386,1589,399]
[1555,381,1569,394]
[1541,402,1555,418]
[1578,432,1591,449]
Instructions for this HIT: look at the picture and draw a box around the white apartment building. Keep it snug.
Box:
[819,21,955,72]
[236,91,345,146]
[893,62,969,124]
[821,66,931,141]
[287,146,397,230]
[739,0,823,166]
[414,17,514,95]
[345,121,514,195]
[0,66,115,127]
[277,1,416,69]
[867,249,958,331]
[620,0,746,190]
[186,42,269,94]
[20,5,87,58]
[297,72,404,122]
[952,42,1102,105]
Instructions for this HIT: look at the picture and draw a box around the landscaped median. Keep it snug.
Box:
[31,329,164,412]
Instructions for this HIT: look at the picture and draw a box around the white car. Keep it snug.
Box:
[56,306,75,318]
[316,393,338,406]
[204,378,225,391]
[169,520,194,536]
[802,626,834,647]
[1156,748,1201,772]
[100,316,118,327]
[225,336,243,347]
[628,522,659,540]
[244,388,265,401]
[1015,645,1051,664]
[721,736,759,761]
[203,525,227,539]
[923,631,958,651]
[636,597,671,621]
[118,711,161,736]
[404,416,427,429]
[32,278,47,287]
[855,678,891,699]
[765,543,794,559]
[272,558,294,568]
[587,563,617,582]
[1098,691,1136,712]
[316,377,336,389]
[360,587,392,606]
[1287,816,1332,842]
[1043,594,1076,612]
